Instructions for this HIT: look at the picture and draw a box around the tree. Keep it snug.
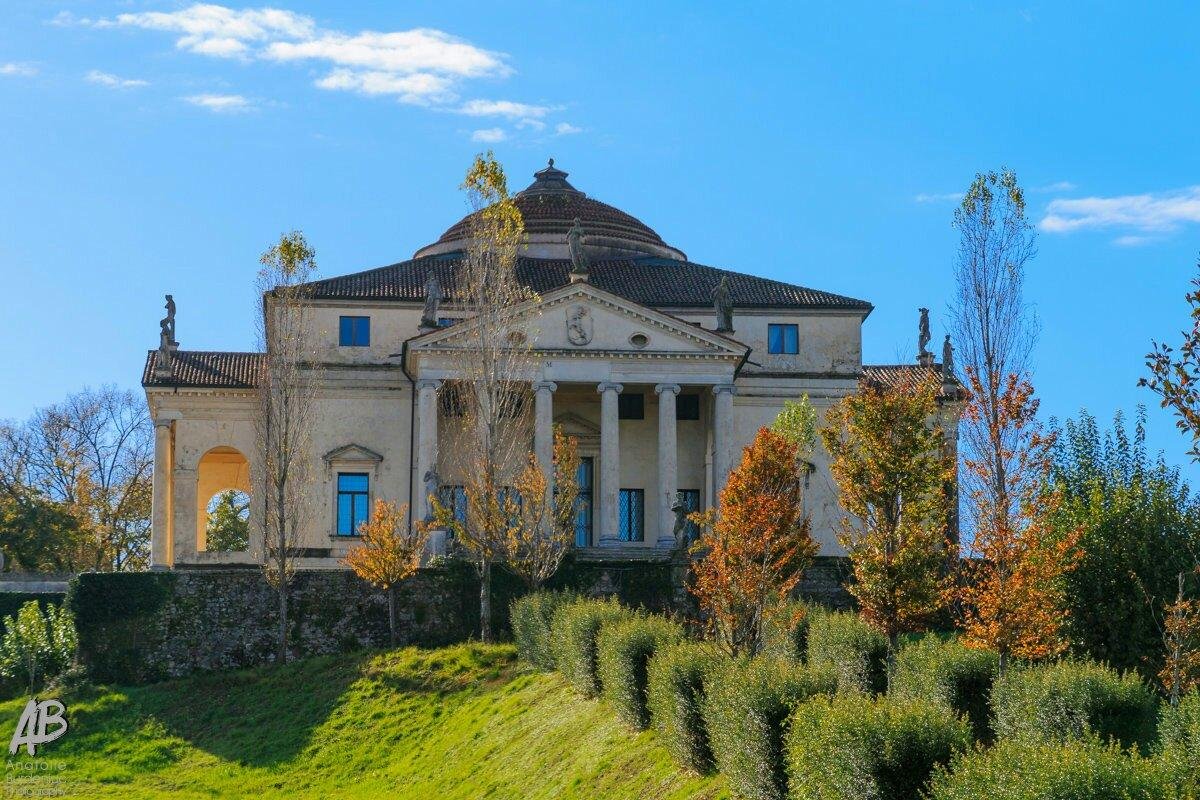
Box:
[1048,408,1200,682]
[0,601,75,696]
[255,230,318,664]
[503,427,581,591]
[0,387,152,571]
[949,169,1038,541]
[1159,571,1200,704]
[205,490,250,553]
[688,427,818,657]
[820,382,953,671]
[343,500,429,646]
[771,395,819,477]
[956,372,1079,675]
[429,153,534,643]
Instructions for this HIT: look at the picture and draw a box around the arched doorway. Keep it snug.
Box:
[195,446,251,552]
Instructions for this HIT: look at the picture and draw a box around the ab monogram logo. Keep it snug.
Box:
[9,699,68,756]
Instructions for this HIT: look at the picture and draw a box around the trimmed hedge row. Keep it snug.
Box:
[646,641,727,774]
[704,658,838,800]
[787,693,972,800]
[761,600,818,663]
[990,659,1159,751]
[892,636,998,742]
[510,590,577,671]
[550,597,630,697]
[1156,691,1199,793]
[806,610,888,695]
[597,614,685,730]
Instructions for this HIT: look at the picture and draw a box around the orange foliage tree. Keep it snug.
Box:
[504,428,581,591]
[689,427,818,657]
[342,499,429,646]
[820,382,954,668]
[956,370,1080,674]
[1160,570,1200,704]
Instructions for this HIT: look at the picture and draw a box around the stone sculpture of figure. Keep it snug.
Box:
[917,307,931,358]
[421,271,443,329]
[159,294,178,352]
[942,334,954,378]
[422,469,440,522]
[712,275,733,332]
[165,294,177,345]
[671,492,689,548]
[568,217,589,278]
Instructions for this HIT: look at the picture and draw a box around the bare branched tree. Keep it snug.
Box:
[255,231,318,664]
[949,168,1039,536]
[0,387,151,571]
[429,153,537,642]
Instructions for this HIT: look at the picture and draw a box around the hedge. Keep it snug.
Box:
[787,694,972,800]
[597,614,685,730]
[551,597,630,697]
[891,636,998,742]
[66,572,176,683]
[806,611,887,695]
[647,641,728,774]
[1156,691,1199,793]
[761,601,820,663]
[990,659,1159,751]
[926,739,1177,800]
[704,658,838,800]
[510,591,577,671]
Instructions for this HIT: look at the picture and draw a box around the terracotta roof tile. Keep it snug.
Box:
[142,350,263,389]
[862,363,967,401]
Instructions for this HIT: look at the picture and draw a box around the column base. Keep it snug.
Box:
[597,536,623,548]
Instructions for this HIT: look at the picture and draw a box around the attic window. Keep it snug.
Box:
[629,333,649,349]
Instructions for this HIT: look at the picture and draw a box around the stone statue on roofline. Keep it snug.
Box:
[155,294,178,378]
[917,307,933,366]
[421,270,443,329]
[712,275,734,332]
[942,334,954,379]
[568,217,589,281]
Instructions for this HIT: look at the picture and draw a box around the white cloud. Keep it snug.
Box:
[457,99,556,119]
[1113,234,1156,247]
[313,68,453,104]
[471,127,506,143]
[111,4,314,58]
[265,28,507,77]
[1040,186,1200,234]
[914,191,963,204]
[555,122,582,135]
[0,62,37,77]
[1030,180,1076,193]
[184,92,253,112]
[86,70,149,88]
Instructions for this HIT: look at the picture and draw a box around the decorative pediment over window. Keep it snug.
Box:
[322,443,384,466]
[554,412,601,448]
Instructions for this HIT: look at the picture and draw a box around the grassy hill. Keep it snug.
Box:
[0,643,728,799]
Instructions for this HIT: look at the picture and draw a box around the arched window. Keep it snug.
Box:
[205,489,250,552]
[196,446,251,552]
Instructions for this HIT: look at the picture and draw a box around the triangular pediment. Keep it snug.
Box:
[322,443,384,464]
[409,282,747,359]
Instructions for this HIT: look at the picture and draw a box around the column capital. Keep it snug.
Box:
[416,378,442,392]
[597,381,624,395]
[153,417,175,430]
[532,380,558,394]
[654,383,682,396]
[712,384,737,396]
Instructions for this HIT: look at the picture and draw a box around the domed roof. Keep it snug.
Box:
[413,160,687,261]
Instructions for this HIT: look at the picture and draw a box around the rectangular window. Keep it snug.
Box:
[618,488,645,542]
[676,394,700,421]
[767,323,799,354]
[618,393,644,420]
[437,317,458,327]
[438,485,468,524]
[339,316,371,347]
[679,489,701,546]
[574,458,594,547]
[336,473,370,535]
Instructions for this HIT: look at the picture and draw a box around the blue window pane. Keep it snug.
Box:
[768,324,784,353]
[785,325,798,352]
[339,316,370,346]
[337,493,353,535]
[574,458,594,547]
[352,498,369,533]
[336,472,369,536]
[680,489,701,546]
[338,473,369,492]
[619,489,644,542]
[768,324,799,354]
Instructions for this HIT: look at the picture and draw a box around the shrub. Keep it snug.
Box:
[704,658,837,800]
[0,601,77,695]
[807,611,887,694]
[1156,691,1199,792]
[990,659,1159,751]
[647,641,728,774]
[597,614,685,730]
[510,590,576,671]
[926,739,1177,800]
[550,597,629,697]
[891,636,998,742]
[787,693,971,800]
[762,601,820,663]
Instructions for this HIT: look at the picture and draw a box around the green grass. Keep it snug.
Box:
[0,643,727,799]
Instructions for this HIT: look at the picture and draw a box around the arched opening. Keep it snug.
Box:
[196,446,251,552]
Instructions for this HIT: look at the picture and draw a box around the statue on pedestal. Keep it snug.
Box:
[942,335,955,378]
[420,271,443,329]
[568,217,589,280]
[712,276,733,332]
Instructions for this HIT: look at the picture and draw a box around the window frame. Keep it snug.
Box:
[335,472,371,536]
[574,457,594,547]
[678,489,701,545]
[618,488,645,542]
[767,323,799,354]
[676,394,700,421]
[339,315,371,347]
[617,393,645,420]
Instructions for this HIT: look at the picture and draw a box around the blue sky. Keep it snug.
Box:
[2,2,1199,478]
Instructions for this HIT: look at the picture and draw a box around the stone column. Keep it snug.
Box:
[150,418,173,569]
[597,382,623,546]
[172,466,197,564]
[415,379,441,521]
[654,383,680,548]
[712,384,737,503]
[533,381,557,528]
